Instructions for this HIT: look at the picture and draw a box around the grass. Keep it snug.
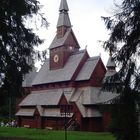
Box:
[0,127,115,140]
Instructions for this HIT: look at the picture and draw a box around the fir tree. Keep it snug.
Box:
[102,0,140,140]
[0,0,48,117]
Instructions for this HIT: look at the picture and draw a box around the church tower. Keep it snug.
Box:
[49,0,80,70]
[57,0,71,38]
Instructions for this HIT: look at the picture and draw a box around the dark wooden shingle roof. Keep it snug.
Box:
[76,56,100,81]
[19,89,63,106]
[32,50,86,85]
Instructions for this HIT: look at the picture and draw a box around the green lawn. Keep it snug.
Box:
[0,127,115,140]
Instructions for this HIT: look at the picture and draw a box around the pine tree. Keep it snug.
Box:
[0,0,48,117]
[102,0,140,140]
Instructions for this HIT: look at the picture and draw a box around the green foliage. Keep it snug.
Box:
[0,0,48,117]
[109,91,138,140]
[0,0,48,93]
[102,0,140,140]
[0,127,115,140]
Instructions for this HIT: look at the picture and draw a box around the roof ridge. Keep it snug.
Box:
[89,56,100,60]
[72,49,86,55]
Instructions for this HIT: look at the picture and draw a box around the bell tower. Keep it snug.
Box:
[49,0,80,70]
[57,0,71,38]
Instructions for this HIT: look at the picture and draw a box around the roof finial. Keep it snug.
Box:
[59,0,69,12]
[109,49,112,57]
[85,45,88,49]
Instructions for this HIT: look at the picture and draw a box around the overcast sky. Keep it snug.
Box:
[36,0,119,67]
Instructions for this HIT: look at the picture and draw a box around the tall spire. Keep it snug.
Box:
[59,0,69,11]
[57,0,71,28]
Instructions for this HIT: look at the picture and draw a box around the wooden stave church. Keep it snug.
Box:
[16,0,118,132]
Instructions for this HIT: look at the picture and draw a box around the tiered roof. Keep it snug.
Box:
[16,87,119,117]
[18,0,118,120]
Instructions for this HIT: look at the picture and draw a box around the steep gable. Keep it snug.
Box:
[90,58,106,86]
[32,50,86,86]
[49,28,79,50]
[75,56,100,81]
